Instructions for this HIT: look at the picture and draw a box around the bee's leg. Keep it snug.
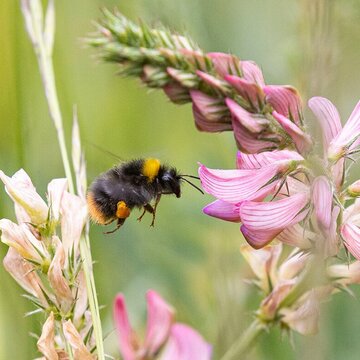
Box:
[150,194,162,227]
[137,204,154,222]
[104,218,126,234]
[137,208,147,222]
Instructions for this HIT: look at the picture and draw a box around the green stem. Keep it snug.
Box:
[80,233,105,359]
[32,28,75,194]
[220,319,266,360]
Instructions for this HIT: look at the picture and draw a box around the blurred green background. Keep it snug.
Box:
[1,0,360,359]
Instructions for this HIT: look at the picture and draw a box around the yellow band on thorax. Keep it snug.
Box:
[142,158,161,182]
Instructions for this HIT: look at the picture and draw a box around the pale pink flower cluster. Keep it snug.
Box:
[0,169,92,359]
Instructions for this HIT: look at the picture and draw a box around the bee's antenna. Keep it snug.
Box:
[180,177,204,194]
[179,174,201,180]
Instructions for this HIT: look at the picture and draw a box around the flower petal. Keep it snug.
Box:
[160,324,212,360]
[341,222,360,260]
[312,176,333,232]
[113,294,136,360]
[144,290,175,356]
[190,90,229,122]
[327,261,360,285]
[63,320,94,360]
[208,52,240,78]
[328,99,360,159]
[272,111,313,154]
[48,236,73,312]
[225,75,264,110]
[226,98,268,133]
[196,70,228,93]
[240,61,265,86]
[236,150,303,170]
[0,219,46,262]
[199,163,285,204]
[47,178,68,222]
[203,200,240,222]
[3,247,49,307]
[240,193,309,248]
[240,243,282,293]
[308,97,342,150]
[232,120,278,153]
[0,169,48,224]
[37,312,58,360]
[193,104,233,132]
[276,224,313,249]
[60,191,87,258]
[264,86,303,125]
[163,83,190,104]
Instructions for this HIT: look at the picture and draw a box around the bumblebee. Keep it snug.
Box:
[87,158,202,233]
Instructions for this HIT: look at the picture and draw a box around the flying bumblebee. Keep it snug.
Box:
[87,158,203,233]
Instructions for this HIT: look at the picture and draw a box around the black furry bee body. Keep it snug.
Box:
[87,158,201,233]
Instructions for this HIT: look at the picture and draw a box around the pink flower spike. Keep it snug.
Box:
[308,97,342,150]
[236,150,303,170]
[198,162,289,204]
[203,200,240,222]
[208,52,240,78]
[312,176,333,233]
[113,294,137,360]
[272,111,313,154]
[240,193,309,248]
[226,98,268,133]
[341,223,360,260]
[224,75,264,110]
[160,324,212,360]
[263,85,303,125]
[328,99,360,160]
[240,60,265,86]
[144,290,175,356]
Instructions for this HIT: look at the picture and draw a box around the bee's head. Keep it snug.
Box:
[159,168,181,198]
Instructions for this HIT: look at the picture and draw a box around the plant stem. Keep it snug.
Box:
[220,319,266,360]
[21,2,105,359]
[80,233,105,359]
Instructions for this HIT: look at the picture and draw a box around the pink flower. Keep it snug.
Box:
[113,290,211,360]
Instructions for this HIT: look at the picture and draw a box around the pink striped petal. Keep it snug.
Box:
[341,222,360,260]
[312,176,333,232]
[196,70,228,93]
[240,61,265,86]
[144,290,175,356]
[190,90,229,122]
[240,193,309,248]
[328,99,360,160]
[276,224,313,249]
[208,52,240,78]
[163,83,190,104]
[160,324,212,360]
[232,120,278,153]
[203,200,240,222]
[264,85,303,125]
[113,294,136,360]
[198,163,286,204]
[236,150,303,170]
[193,105,233,132]
[225,75,264,110]
[272,111,313,154]
[308,97,342,150]
[226,98,268,133]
